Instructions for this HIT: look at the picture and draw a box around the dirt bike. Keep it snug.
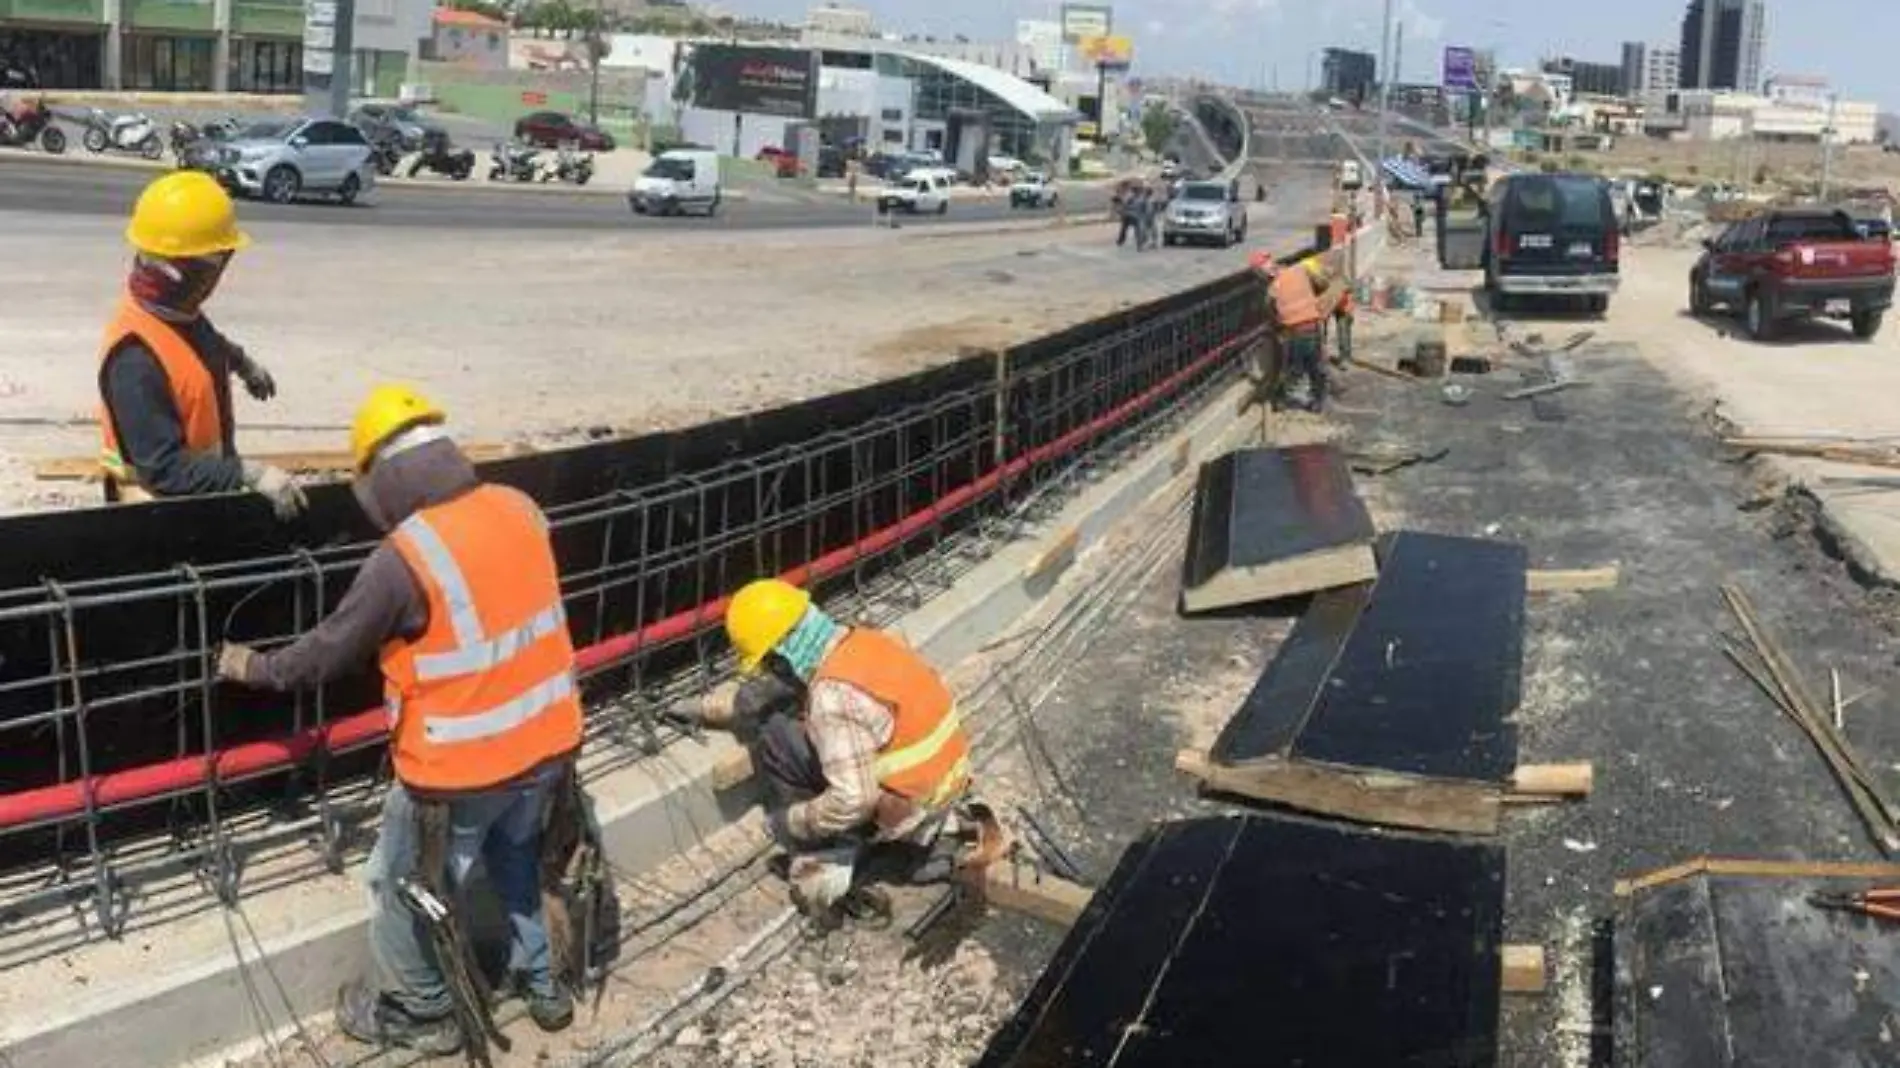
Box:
[169,117,238,171]
[80,107,162,160]
[404,130,474,181]
[488,141,539,183]
[0,95,66,153]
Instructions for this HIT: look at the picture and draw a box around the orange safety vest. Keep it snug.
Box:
[381,483,583,794]
[97,294,226,489]
[1271,265,1323,330]
[812,628,970,807]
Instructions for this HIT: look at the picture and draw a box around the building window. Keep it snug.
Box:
[880,107,902,121]
[229,39,301,93]
[487,32,500,51]
[124,34,216,92]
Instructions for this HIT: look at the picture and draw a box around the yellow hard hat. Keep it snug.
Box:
[126,171,250,259]
[350,383,447,472]
[725,579,811,674]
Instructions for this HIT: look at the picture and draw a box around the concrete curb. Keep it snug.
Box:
[0,376,1258,1068]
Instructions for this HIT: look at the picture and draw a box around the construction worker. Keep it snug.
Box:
[1302,251,1355,365]
[1255,251,1334,413]
[216,385,582,1055]
[691,579,991,923]
[98,171,305,517]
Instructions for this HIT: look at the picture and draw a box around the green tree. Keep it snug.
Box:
[445,0,508,21]
[1140,101,1177,155]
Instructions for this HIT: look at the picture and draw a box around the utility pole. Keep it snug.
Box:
[586,0,604,126]
[301,0,355,118]
[1374,0,1394,169]
[1821,93,1838,201]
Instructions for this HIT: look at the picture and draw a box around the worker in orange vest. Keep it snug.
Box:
[1256,252,1334,412]
[217,385,583,1056]
[692,579,995,924]
[98,171,305,517]
[1302,252,1355,365]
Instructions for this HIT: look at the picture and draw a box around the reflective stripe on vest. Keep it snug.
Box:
[812,628,969,806]
[382,484,583,792]
[97,294,225,489]
[1271,266,1323,329]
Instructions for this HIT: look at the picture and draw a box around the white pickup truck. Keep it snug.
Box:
[879,170,950,215]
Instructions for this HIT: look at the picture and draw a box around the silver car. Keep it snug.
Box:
[1163,180,1247,248]
[217,118,376,205]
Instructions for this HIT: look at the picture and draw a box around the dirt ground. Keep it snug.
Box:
[1552,138,1900,198]
[0,172,1324,515]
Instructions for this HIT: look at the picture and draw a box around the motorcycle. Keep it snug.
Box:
[0,95,65,153]
[403,129,474,181]
[488,141,539,183]
[169,117,238,171]
[538,143,594,186]
[365,126,405,177]
[81,107,162,160]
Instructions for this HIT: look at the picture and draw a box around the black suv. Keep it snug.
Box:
[1483,172,1620,313]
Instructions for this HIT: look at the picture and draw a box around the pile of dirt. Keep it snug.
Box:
[1631,214,1714,248]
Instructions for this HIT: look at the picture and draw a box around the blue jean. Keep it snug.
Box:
[365,764,561,1018]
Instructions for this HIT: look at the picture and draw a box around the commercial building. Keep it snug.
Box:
[806,2,874,37]
[648,41,1079,169]
[1764,73,1829,109]
[0,0,426,92]
[1620,42,1644,96]
[1320,47,1374,104]
[426,7,508,71]
[1542,55,1621,98]
[1014,17,1063,77]
[1679,0,1764,92]
[1652,88,1879,143]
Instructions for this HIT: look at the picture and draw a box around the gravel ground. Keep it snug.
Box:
[0,168,1324,515]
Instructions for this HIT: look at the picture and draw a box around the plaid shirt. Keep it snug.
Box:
[786,677,891,841]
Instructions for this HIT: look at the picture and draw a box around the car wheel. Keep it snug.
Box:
[1744,290,1775,341]
[1587,294,1609,315]
[1689,273,1710,315]
[336,172,361,206]
[82,127,106,153]
[39,126,65,154]
[662,196,679,217]
[1852,309,1884,340]
[937,200,948,215]
[262,165,300,204]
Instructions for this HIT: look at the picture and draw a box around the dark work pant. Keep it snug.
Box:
[1282,331,1326,412]
[754,711,826,808]
[1116,214,1137,246]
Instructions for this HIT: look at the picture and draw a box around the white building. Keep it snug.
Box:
[1643,45,1680,97]
[1764,73,1830,109]
[1672,89,1880,143]
[1015,19,1067,76]
[807,3,876,36]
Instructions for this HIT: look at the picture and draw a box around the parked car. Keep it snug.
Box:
[513,111,615,151]
[1162,180,1247,247]
[756,145,801,178]
[348,102,438,152]
[1009,172,1059,209]
[879,171,950,215]
[217,117,375,204]
[1689,208,1897,340]
[1482,172,1619,313]
[629,149,721,216]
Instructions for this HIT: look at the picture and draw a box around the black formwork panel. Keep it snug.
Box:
[1179,444,1376,612]
[979,814,1506,1068]
[1617,870,1900,1068]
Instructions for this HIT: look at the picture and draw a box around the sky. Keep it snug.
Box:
[714,0,1900,110]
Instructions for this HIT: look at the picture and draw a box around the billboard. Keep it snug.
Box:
[688,45,819,119]
[1060,3,1113,44]
[1442,46,1478,91]
[1077,34,1134,70]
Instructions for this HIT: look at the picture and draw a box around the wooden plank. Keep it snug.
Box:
[709,747,756,793]
[981,861,1094,927]
[1614,857,1900,898]
[35,441,526,481]
[1722,438,1900,470]
[1175,749,1502,836]
[1024,528,1080,584]
[1500,944,1546,995]
[1509,762,1594,798]
[1526,566,1620,593]
[1344,356,1417,383]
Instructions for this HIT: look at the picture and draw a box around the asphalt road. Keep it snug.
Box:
[0,156,1115,232]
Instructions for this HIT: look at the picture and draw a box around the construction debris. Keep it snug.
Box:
[1722,437,1900,471]
[1526,566,1621,593]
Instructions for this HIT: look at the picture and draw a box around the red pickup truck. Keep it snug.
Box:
[1689,208,1896,340]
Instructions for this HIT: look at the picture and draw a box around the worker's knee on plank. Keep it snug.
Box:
[788,854,856,911]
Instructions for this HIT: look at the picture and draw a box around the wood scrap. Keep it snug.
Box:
[1500,945,1547,995]
[1503,379,1585,401]
[1344,356,1417,383]
[1509,762,1595,799]
[1721,585,1900,853]
[1721,438,1900,471]
[980,860,1094,927]
[1614,857,1900,897]
[1526,566,1621,593]
[1345,443,1450,476]
[35,441,527,481]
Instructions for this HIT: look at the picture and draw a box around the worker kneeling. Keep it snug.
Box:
[704,580,995,923]
[217,385,583,1055]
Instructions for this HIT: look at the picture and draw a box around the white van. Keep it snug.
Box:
[629,149,721,216]
[1337,159,1364,192]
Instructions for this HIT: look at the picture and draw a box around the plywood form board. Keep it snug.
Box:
[977,814,1506,1067]
[1617,871,1900,1066]
[1179,445,1377,614]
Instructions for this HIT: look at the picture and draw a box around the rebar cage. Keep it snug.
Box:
[0,269,1267,953]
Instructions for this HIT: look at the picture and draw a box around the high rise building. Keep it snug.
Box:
[1321,47,1376,104]
[1543,55,1623,97]
[1645,45,1681,96]
[1016,19,1066,76]
[1679,0,1765,92]
[1621,42,1646,96]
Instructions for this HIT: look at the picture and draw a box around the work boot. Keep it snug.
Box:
[526,985,575,1034]
[334,980,462,1057]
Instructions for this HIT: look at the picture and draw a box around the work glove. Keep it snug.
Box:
[217,642,258,684]
[233,349,276,401]
[241,459,308,521]
[766,805,798,846]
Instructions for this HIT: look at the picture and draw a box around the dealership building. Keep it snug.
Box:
[0,0,427,93]
[644,41,1080,169]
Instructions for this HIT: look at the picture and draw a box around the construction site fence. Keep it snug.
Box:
[0,264,1284,943]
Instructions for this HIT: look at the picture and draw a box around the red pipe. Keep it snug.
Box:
[0,328,1258,833]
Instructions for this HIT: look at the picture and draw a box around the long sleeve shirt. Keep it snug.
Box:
[785,677,896,841]
[100,317,251,495]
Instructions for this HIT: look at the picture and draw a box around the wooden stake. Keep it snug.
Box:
[1509,762,1594,798]
[1500,945,1546,995]
[1615,857,1900,897]
[981,862,1094,927]
[1525,567,1620,593]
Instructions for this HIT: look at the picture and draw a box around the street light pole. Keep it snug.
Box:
[586,0,604,126]
[1374,0,1394,168]
[1821,93,1838,201]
